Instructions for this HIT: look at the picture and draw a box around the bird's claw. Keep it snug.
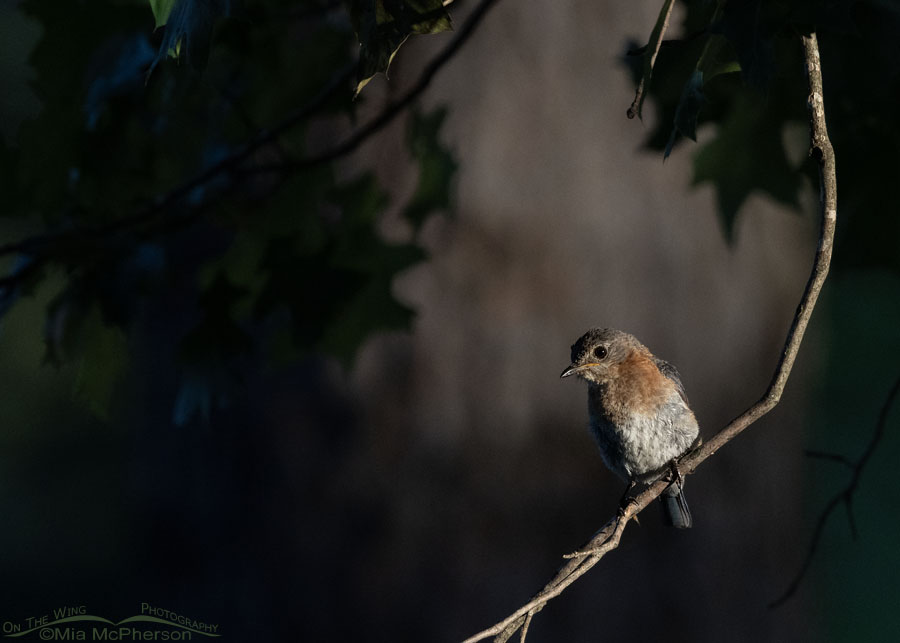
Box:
[617,485,640,527]
[668,459,685,487]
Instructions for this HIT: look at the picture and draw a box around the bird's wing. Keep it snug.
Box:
[652,357,691,408]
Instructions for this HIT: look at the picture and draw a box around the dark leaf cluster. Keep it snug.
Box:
[1,0,458,423]
[627,0,900,256]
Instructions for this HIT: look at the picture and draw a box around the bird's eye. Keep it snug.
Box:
[593,346,608,360]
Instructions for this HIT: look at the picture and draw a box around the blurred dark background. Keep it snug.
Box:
[1,0,900,641]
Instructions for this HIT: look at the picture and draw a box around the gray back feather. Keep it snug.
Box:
[652,357,691,408]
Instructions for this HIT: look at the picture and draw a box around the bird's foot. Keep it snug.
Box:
[667,459,685,488]
[617,481,641,527]
[618,479,637,508]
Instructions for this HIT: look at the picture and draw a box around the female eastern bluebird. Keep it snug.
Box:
[561,328,700,528]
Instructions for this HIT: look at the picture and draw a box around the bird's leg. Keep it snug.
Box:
[667,459,684,490]
[619,479,637,509]
[617,479,640,525]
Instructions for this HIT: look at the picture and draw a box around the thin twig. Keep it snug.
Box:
[627,0,676,119]
[804,449,855,469]
[769,373,900,608]
[463,30,837,643]
[463,517,629,643]
[518,611,533,643]
[252,0,501,173]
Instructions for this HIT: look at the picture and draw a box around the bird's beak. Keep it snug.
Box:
[560,364,583,378]
[560,363,600,378]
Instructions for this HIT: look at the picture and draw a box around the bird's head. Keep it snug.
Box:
[560,327,639,384]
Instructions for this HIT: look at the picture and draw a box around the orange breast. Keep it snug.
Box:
[609,349,674,415]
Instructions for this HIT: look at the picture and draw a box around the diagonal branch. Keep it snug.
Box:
[463,31,836,643]
[769,372,900,608]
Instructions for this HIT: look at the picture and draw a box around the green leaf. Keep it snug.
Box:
[42,288,130,420]
[349,0,453,96]
[665,69,704,158]
[149,0,177,28]
[174,273,252,425]
[403,106,458,229]
[251,174,426,364]
[692,93,801,241]
[182,272,252,363]
[0,257,41,322]
[44,286,90,366]
[696,34,741,80]
[324,174,425,362]
[329,172,391,231]
[253,237,367,350]
[319,257,420,364]
[74,309,129,421]
[664,32,740,158]
[148,0,232,73]
[714,0,778,89]
[631,0,675,120]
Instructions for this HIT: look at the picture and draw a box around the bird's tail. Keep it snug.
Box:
[661,479,692,529]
